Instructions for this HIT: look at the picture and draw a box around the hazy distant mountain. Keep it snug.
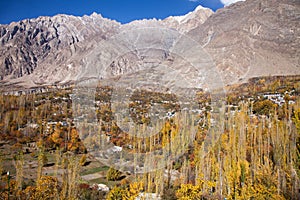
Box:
[0,0,299,89]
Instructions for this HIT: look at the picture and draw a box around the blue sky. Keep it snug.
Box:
[0,0,228,24]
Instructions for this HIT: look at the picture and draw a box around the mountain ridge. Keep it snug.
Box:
[0,0,299,90]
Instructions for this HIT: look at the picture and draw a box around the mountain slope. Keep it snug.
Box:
[188,0,300,84]
[0,13,120,85]
[0,0,299,89]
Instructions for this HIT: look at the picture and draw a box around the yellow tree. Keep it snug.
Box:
[107,167,122,181]
[15,152,24,196]
[32,176,59,200]
[37,146,48,181]
[176,183,202,200]
[127,181,143,200]
[106,186,127,200]
[292,102,300,194]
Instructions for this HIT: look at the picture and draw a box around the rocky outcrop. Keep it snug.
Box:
[0,13,120,83]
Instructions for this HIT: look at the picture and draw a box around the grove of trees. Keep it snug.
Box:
[0,75,299,199]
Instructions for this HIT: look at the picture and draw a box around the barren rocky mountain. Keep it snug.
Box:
[187,0,300,84]
[0,13,121,87]
[0,0,299,90]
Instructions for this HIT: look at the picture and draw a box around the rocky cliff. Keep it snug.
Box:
[0,13,120,86]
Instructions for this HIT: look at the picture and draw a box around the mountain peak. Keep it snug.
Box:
[166,5,213,23]
[90,12,102,18]
[194,5,211,11]
[163,5,213,33]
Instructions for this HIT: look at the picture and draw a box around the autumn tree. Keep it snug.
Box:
[176,183,202,200]
[32,176,59,200]
[107,167,122,181]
